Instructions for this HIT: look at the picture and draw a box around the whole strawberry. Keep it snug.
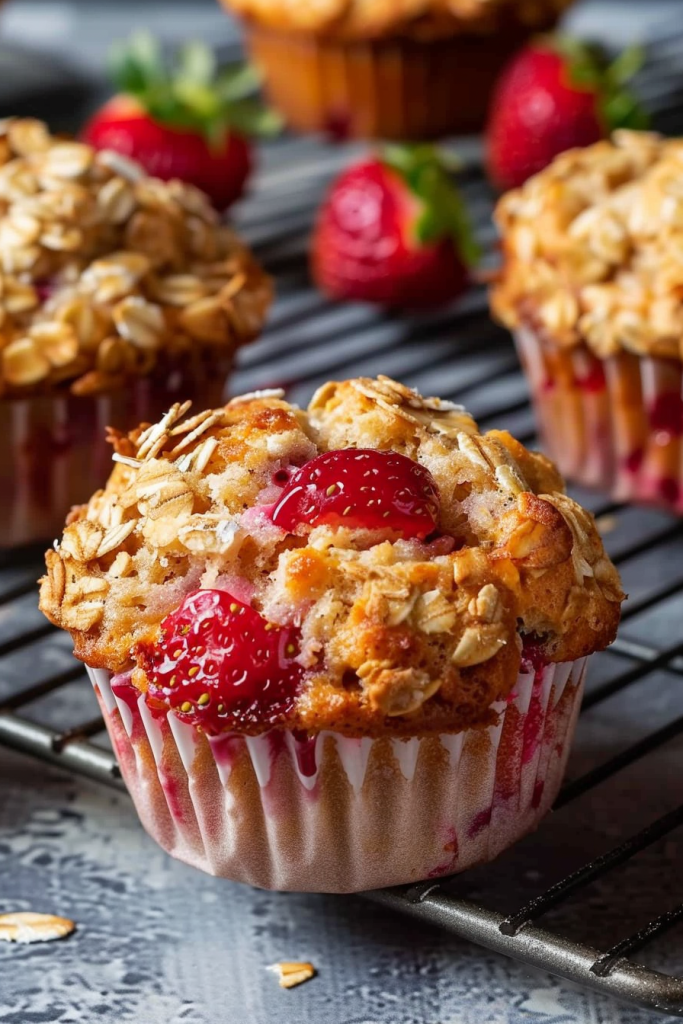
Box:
[311,146,478,309]
[82,32,281,211]
[486,37,649,192]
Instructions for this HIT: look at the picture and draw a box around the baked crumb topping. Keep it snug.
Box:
[40,375,623,736]
[224,0,571,40]
[492,130,683,360]
[0,118,271,397]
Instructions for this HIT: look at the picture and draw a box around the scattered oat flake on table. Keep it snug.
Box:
[268,961,316,989]
[0,912,75,944]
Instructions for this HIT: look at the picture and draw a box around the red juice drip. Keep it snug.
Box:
[111,674,141,716]
[575,362,606,393]
[624,448,644,474]
[292,730,318,777]
[659,477,681,505]
[649,392,683,436]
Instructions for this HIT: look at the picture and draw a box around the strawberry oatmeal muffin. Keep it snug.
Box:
[40,376,622,892]
[219,0,573,140]
[0,117,271,547]
[492,130,683,513]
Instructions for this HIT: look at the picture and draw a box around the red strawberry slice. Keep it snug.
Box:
[135,589,303,733]
[81,33,281,210]
[486,37,649,192]
[311,146,478,309]
[271,449,440,538]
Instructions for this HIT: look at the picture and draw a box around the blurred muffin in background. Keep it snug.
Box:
[219,0,573,140]
[492,130,683,514]
[0,118,272,547]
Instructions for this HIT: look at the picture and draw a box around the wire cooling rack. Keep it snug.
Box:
[4,20,683,1018]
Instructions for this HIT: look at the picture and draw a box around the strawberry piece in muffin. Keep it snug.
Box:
[136,589,302,732]
[271,449,440,538]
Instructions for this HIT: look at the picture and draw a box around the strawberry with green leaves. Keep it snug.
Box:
[486,37,649,192]
[311,146,478,309]
[82,32,281,210]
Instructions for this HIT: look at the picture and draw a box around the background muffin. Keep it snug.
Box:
[40,376,622,892]
[492,130,683,513]
[219,0,573,140]
[0,118,272,547]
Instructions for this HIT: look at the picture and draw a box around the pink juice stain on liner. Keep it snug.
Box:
[467,807,492,840]
[208,733,245,770]
[521,668,547,766]
[159,771,186,823]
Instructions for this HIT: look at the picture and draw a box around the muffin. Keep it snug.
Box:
[40,376,623,892]
[0,117,271,547]
[492,130,683,513]
[220,0,572,140]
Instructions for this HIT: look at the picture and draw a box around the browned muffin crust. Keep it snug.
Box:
[0,118,272,398]
[40,376,623,737]
[491,130,683,361]
[224,0,572,40]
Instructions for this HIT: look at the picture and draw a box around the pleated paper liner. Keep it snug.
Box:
[89,656,587,893]
[516,325,683,514]
[243,23,534,140]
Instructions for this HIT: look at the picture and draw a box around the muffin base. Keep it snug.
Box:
[516,325,683,513]
[244,24,533,139]
[1,356,232,549]
[88,656,587,893]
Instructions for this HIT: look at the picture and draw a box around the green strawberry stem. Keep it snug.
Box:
[108,31,283,145]
[550,35,650,132]
[383,145,480,268]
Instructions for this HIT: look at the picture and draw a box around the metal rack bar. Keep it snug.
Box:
[368,888,683,1017]
[499,805,683,935]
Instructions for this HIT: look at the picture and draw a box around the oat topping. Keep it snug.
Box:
[492,131,683,360]
[40,376,623,737]
[224,0,571,39]
[0,118,272,396]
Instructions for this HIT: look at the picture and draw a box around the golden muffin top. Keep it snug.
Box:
[492,130,683,361]
[0,118,271,398]
[40,375,623,737]
[224,0,572,41]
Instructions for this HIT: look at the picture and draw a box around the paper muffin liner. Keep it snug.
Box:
[515,324,683,513]
[1,355,232,549]
[88,655,587,893]
[243,24,533,140]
